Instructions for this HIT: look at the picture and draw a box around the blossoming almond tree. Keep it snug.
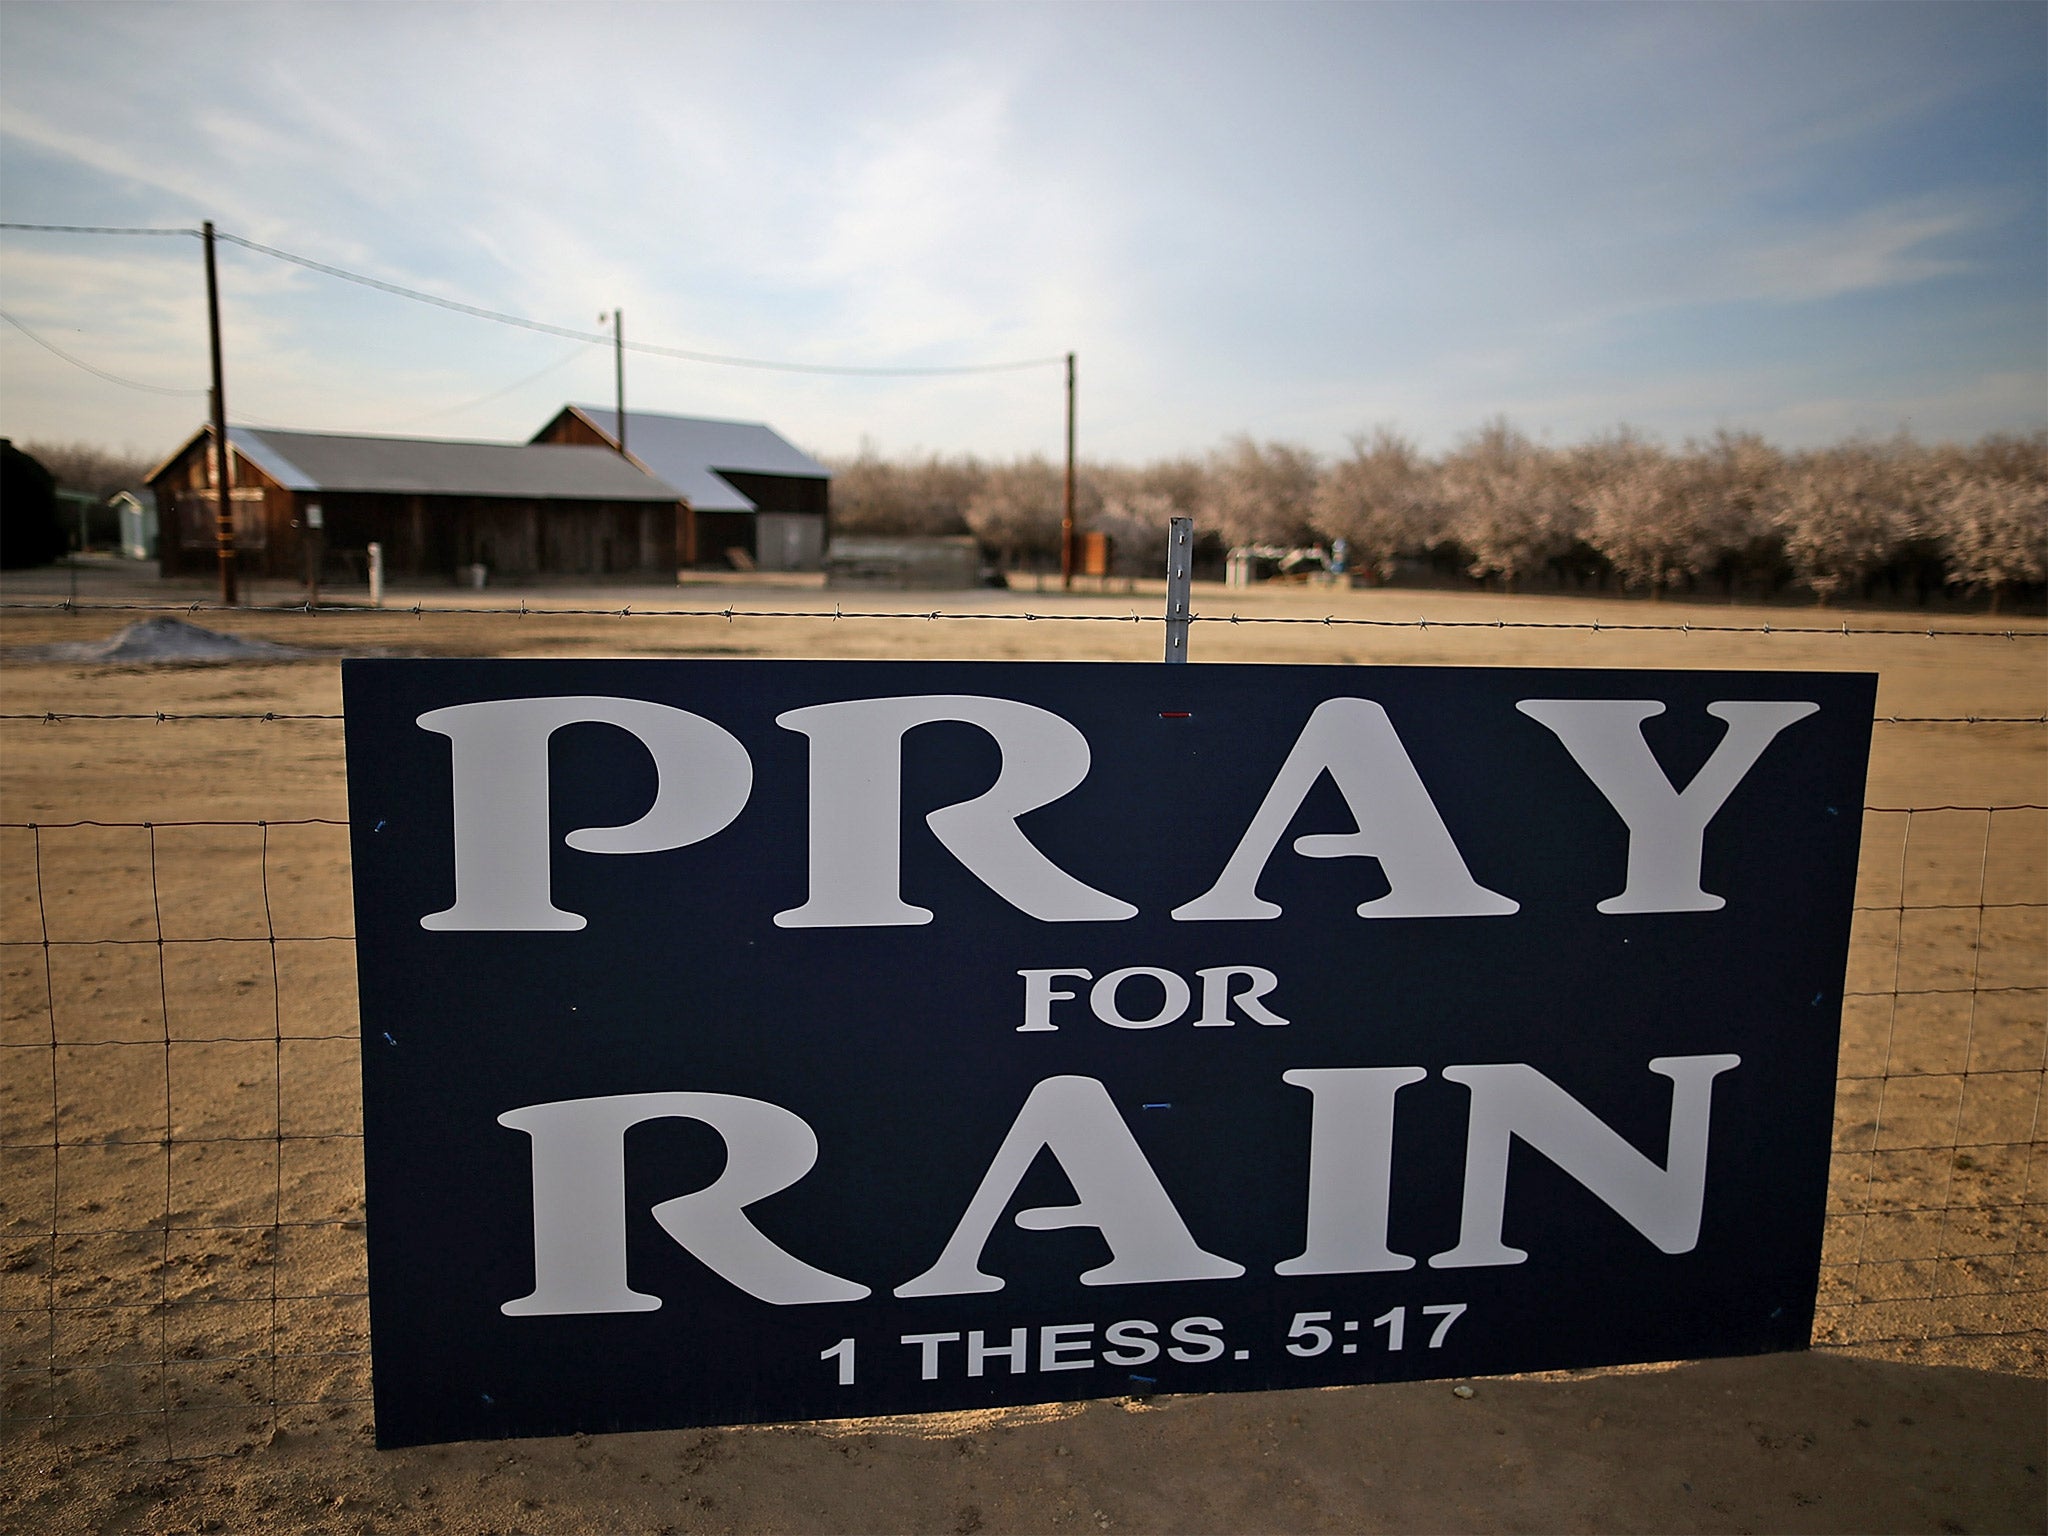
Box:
[1937,475,2048,612]
[1201,435,1321,548]
[1582,432,1770,597]
[1772,441,1923,605]
[1440,419,1580,591]
[1310,427,1439,582]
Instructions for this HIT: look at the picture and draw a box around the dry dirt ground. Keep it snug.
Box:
[2,563,2043,1534]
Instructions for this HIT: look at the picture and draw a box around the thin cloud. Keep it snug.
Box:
[1735,201,1986,304]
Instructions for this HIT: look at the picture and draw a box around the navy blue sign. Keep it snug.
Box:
[344,660,1874,1448]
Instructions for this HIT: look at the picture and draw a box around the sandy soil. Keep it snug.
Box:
[1,563,2042,1534]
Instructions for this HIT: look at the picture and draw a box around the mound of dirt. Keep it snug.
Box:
[30,616,314,663]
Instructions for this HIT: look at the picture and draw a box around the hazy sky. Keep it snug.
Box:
[2,1,2042,466]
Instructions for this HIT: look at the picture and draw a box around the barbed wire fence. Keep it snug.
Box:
[4,596,2046,639]
[2,602,2042,1460]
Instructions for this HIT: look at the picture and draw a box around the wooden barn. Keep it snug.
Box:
[532,405,831,571]
[148,426,685,583]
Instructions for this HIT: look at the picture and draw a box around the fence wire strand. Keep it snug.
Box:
[3,596,2044,640]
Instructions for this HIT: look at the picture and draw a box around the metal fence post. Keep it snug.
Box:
[1165,516,1192,663]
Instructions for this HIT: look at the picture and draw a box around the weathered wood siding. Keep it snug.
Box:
[532,410,618,451]
[148,432,681,583]
[714,470,827,519]
[151,436,300,580]
[535,408,697,572]
[312,493,675,579]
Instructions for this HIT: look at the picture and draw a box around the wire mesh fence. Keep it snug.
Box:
[2,818,364,1460]
[1819,805,2047,1363]
[3,796,2041,1459]
[1,593,2042,1458]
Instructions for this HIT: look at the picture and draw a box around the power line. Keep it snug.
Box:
[209,230,1064,376]
[0,222,198,237]
[2,219,1065,376]
[0,309,206,397]
[411,341,592,421]
[204,231,607,344]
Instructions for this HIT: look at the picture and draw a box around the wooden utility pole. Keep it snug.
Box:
[1061,351,1076,590]
[612,309,627,456]
[203,221,238,605]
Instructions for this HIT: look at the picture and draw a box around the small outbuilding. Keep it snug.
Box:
[0,440,64,569]
[531,405,831,571]
[112,490,158,561]
[147,426,685,583]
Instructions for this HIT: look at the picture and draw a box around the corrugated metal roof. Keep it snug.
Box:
[225,427,681,502]
[230,429,316,491]
[558,406,829,515]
